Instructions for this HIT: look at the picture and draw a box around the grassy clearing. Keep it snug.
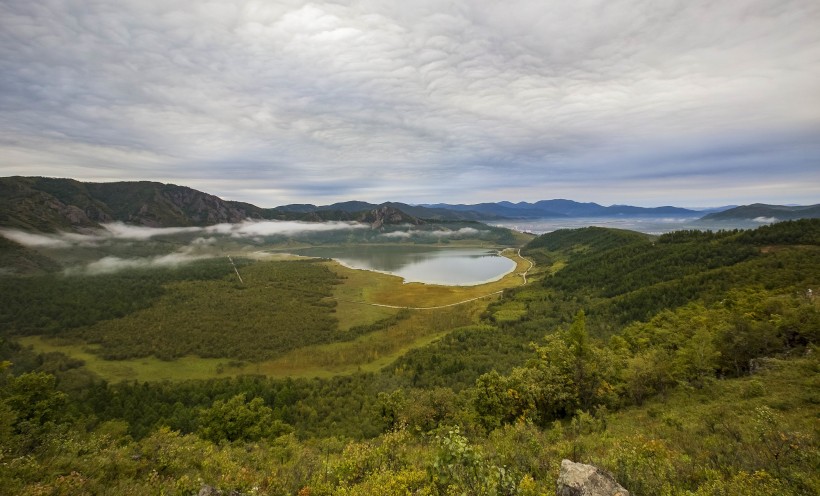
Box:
[255,300,489,378]
[19,336,232,382]
[21,299,493,382]
[19,248,530,381]
[326,248,531,308]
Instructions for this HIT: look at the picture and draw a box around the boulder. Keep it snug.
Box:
[197,485,246,496]
[556,459,629,496]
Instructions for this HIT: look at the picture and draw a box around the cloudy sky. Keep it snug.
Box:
[1,0,818,207]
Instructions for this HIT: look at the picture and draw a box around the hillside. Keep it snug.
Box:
[0,177,440,235]
[0,219,817,494]
[276,201,499,221]
[0,176,269,231]
[700,202,820,221]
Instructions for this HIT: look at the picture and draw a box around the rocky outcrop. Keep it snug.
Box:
[357,206,423,229]
[556,459,629,496]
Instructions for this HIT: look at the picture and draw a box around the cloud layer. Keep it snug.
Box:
[1,1,818,206]
[0,220,368,249]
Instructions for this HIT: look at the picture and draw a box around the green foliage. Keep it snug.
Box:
[67,259,341,361]
[524,226,649,254]
[0,220,818,495]
[430,426,519,496]
[197,393,292,443]
[0,258,234,334]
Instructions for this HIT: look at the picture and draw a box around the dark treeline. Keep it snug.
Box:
[0,258,236,334]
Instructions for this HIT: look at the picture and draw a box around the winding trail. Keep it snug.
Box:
[518,248,534,284]
[336,290,505,310]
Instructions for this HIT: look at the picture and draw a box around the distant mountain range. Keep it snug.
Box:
[0,177,816,233]
[700,203,820,221]
[420,200,710,219]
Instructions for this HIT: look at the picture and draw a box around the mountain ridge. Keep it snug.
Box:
[700,202,820,221]
[422,199,703,218]
[2,177,817,233]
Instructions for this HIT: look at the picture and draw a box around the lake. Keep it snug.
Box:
[294,246,516,286]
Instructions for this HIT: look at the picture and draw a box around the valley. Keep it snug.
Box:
[0,179,817,495]
[13,248,532,382]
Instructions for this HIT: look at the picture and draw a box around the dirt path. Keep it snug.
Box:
[227,255,244,284]
[518,248,534,284]
[336,290,505,310]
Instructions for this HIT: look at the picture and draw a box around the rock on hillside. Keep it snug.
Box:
[356,206,424,229]
[556,459,630,496]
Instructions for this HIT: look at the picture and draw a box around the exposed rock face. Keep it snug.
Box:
[556,459,629,496]
[357,206,423,229]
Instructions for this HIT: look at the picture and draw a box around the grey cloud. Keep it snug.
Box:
[205,220,368,237]
[0,220,368,249]
[379,226,482,240]
[1,1,819,206]
[0,229,75,248]
[68,251,211,276]
[102,222,202,240]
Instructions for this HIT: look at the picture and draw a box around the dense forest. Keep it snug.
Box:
[0,219,818,495]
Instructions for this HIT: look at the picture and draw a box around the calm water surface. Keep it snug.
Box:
[295,246,516,286]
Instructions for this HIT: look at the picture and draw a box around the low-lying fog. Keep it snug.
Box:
[0,220,495,275]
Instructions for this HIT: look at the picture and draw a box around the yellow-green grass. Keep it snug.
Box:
[19,249,531,382]
[19,336,232,382]
[325,248,531,309]
[245,301,487,378]
[20,300,488,382]
[492,301,528,323]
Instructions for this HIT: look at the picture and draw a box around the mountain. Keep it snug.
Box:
[275,201,497,221]
[0,176,271,232]
[423,201,565,218]
[355,205,424,229]
[0,177,430,232]
[700,203,820,221]
[423,199,700,218]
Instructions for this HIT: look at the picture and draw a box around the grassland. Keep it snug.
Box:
[327,247,532,308]
[21,300,491,382]
[20,248,530,382]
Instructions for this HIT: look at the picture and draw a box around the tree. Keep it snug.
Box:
[197,393,291,443]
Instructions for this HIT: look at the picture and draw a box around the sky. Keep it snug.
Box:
[1,0,818,208]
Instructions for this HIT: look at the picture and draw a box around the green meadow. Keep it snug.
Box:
[15,249,530,382]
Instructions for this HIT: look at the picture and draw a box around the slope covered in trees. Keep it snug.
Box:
[0,220,817,495]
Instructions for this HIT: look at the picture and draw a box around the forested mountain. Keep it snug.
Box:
[701,202,820,221]
[0,177,434,233]
[0,219,817,494]
[0,176,270,231]
[275,200,499,221]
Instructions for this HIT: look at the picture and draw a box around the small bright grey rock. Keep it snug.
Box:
[556,459,630,496]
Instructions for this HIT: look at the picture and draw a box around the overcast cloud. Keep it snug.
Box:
[1,0,818,206]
